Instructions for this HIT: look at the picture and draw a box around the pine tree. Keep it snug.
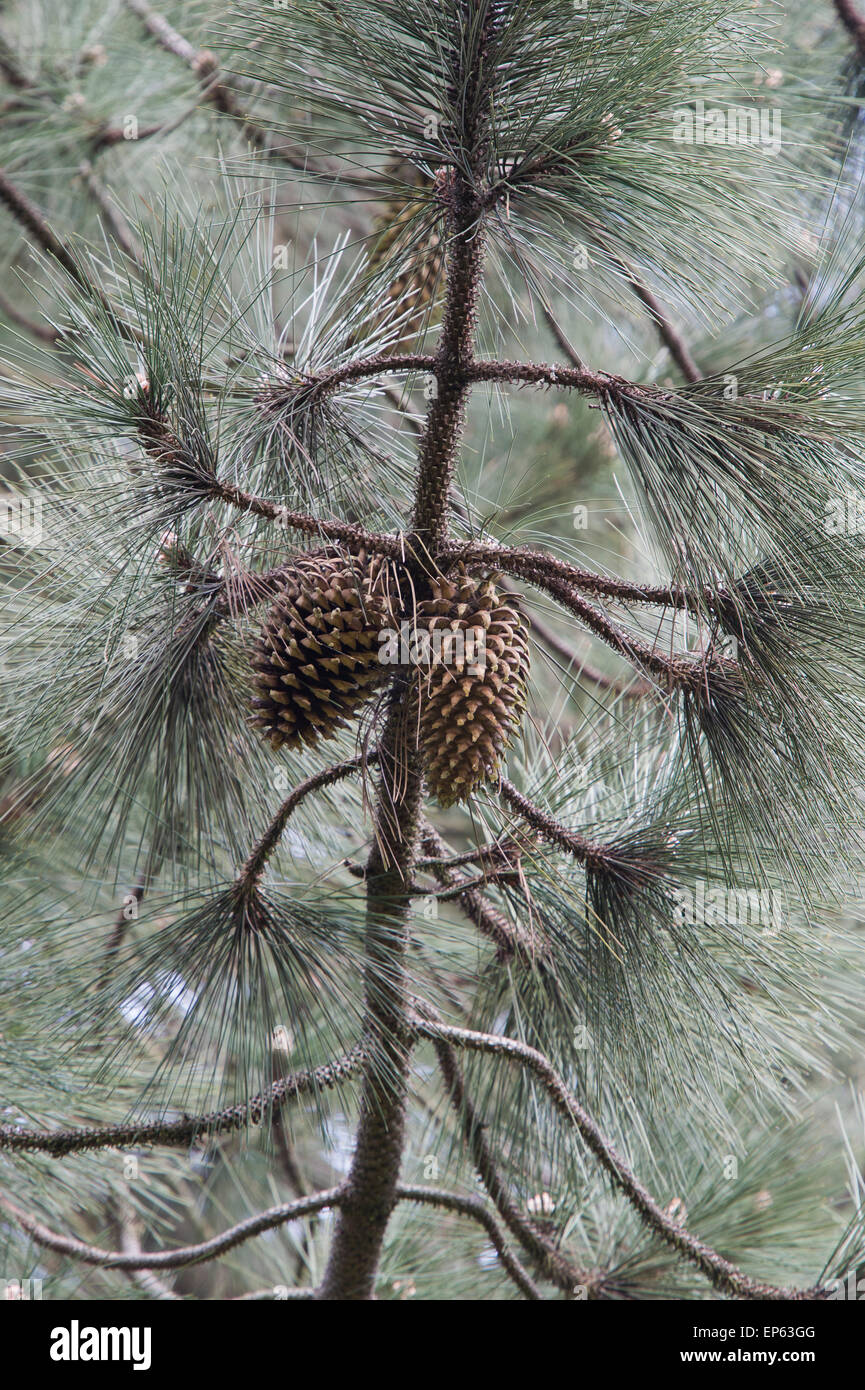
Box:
[1,0,865,1305]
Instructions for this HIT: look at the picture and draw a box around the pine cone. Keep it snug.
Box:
[250,549,397,751]
[411,570,530,806]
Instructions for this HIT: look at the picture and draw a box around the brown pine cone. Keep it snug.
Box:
[411,569,530,805]
[250,548,397,751]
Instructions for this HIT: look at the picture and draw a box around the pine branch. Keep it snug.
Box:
[542,262,701,384]
[395,1184,541,1299]
[0,166,97,290]
[211,478,404,556]
[443,539,720,616]
[116,1201,182,1300]
[541,303,586,370]
[497,778,677,896]
[124,0,261,136]
[498,568,718,691]
[420,822,541,966]
[415,1018,831,1302]
[131,402,402,552]
[2,1179,536,1294]
[0,1046,366,1156]
[497,778,620,870]
[76,162,144,267]
[417,830,521,875]
[123,0,206,68]
[239,753,373,890]
[257,354,436,412]
[0,1187,343,1270]
[497,578,651,698]
[90,119,167,150]
[123,0,347,179]
[426,868,523,900]
[0,166,136,341]
[281,350,681,420]
[97,868,149,997]
[432,1035,597,1298]
[466,358,645,395]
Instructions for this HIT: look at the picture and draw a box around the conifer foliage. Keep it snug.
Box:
[1,0,865,1303]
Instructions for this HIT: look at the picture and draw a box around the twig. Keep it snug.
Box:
[500,578,651,697]
[97,869,149,997]
[486,565,706,690]
[426,868,522,900]
[416,831,521,874]
[0,1187,343,1270]
[466,358,648,396]
[116,1200,181,1299]
[442,537,718,615]
[257,353,436,412]
[91,120,166,150]
[240,753,374,888]
[77,162,144,266]
[498,777,609,867]
[0,165,136,340]
[541,303,586,370]
[615,255,702,383]
[264,349,679,420]
[123,0,351,182]
[211,478,405,556]
[395,1184,541,1299]
[133,406,405,555]
[0,166,97,289]
[423,846,535,965]
[497,778,669,891]
[419,824,544,967]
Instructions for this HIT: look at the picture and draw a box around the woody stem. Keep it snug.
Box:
[316,1,495,1300]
